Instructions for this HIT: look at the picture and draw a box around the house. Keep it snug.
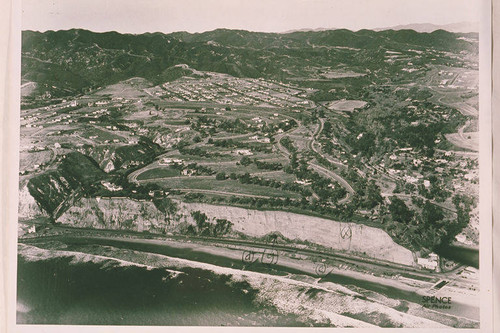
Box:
[182,169,195,176]
[404,175,419,184]
[417,253,439,270]
[101,181,123,192]
[294,179,312,186]
[159,158,183,166]
[235,149,253,156]
[413,159,422,167]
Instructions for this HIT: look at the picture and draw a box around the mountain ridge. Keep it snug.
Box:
[21,28,478,100]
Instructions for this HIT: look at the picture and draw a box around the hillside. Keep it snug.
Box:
[19,27,479,254]
[21,28,478,101]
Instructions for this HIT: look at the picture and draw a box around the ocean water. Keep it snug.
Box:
[17,255,309,326]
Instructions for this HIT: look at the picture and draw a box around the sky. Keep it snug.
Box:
[21,0,481,34]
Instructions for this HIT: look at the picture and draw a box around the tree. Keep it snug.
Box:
[389,196,413,223]
[191,211,208,232]
[153,197,178,225]
[214,219,233,236]
[323,121,332,137]
[240,156,252,166]
[420,201,444,227]
[364,180,383,209]
[216,172,226,180]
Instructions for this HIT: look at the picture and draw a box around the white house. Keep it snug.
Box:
[235,149,253,156]
[417,253,439,270]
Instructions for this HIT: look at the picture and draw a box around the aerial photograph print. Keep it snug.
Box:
[15,0,489,329]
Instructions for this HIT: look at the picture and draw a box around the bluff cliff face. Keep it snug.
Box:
[178,202,415,266]
[18,181,48,218]
[57,197,173,232]
[56,197,415,266]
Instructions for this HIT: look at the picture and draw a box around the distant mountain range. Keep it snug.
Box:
[374,22,479,33]
[20,28,478,99]
[284,22,479,34]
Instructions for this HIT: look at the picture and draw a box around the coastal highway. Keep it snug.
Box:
[21,226,479,322]
[23,225,465,281]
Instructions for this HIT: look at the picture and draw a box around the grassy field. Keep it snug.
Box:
[19,151,53,171]
[94,80,151,99]
[136,167,181,180]
[124,109,186,121]
[154,177,301,198]
[80,126,128,143]
[326,100,367,112]
[158,152,236,163]
[253,171,296,182]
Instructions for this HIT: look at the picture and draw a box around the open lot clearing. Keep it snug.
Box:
[326,100,367,112]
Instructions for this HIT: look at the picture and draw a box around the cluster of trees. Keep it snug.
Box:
[170,162,215,175]
[340,85,467,160]
[280,136,296,154]
[417,175,451,203]
[384,194,473,251]
[191,116,259,136]
[311,151,337,171]
[178,146,222,158]
[260,119,297,136]
[239,156,283,170]
[188,211,234,237]
[284,155,347,203]
[89,175,179,201]
[319,139,345,162]
[218,118,256,134]
[254,159,283,170]
[182,192,358,222]
[152,197,178,224]
[339,168,383,210]
[209,138,272,153]
[215,171,312,196]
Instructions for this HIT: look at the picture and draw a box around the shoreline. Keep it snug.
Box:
[18,233,480,325]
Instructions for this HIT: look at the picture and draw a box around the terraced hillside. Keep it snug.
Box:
[20,28,479,259]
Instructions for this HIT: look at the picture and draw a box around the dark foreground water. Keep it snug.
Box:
[17,256,309,326]
[18,237,480,324]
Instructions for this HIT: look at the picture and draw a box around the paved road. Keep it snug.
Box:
[168,188,274,199]
[21,229,480,322]
[444,120,478,152]
[307,118,354,203]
